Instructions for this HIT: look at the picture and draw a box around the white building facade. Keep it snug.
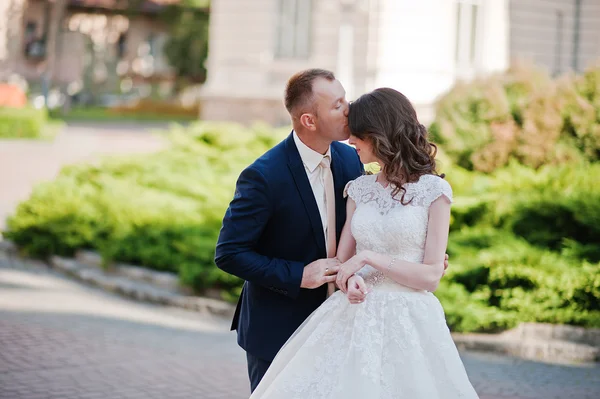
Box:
[200,0,599,126]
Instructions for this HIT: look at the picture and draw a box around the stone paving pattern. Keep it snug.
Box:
[1,255,599,399]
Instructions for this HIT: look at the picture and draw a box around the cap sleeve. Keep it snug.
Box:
[427,177,453,207]
[343,180,355,199]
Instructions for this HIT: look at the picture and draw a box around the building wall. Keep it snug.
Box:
[368,0,457,121]
[201,0,357,125]
[201,0,510,126]
[509,0,600,74]
[369,0,508,122]
[0,0,28,81]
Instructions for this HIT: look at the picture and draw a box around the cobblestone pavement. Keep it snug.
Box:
[1,256,599,399]
[0,122,168,230]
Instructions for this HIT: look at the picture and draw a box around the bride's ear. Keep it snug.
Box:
[300,113,317,131]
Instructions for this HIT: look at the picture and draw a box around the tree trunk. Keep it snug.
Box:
[42,0,68,103]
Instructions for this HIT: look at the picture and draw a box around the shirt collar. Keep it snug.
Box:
[293,130,332,173]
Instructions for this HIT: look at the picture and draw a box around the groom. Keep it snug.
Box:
[215,69,362,392]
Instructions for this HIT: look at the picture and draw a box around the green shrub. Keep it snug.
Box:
[428,65,600,331]
[0,107,49,139]
[485,163,600,258]
[510,201,587,250]
[6,178,104,256]
[442,226,600,330]
[562,239,600,263]
[560,65,600,161]
[431,63,600,172]
[435,280,519,332]
[450,198,489,230]
[4,121,289,300]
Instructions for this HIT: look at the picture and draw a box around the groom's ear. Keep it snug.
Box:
[300,113,317,131]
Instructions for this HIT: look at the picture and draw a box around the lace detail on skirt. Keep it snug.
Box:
[250,291,479,399]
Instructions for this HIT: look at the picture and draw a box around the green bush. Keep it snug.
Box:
[0,107,49,139]
[560,65,600,160]
[450,198,489,231]
[435,280,519,332]
[4,121,288,300]
[485,163,600,260]
[431,63,600,172]
[441,162,600,330]
[426,65,600,331]
[441,226,600,331]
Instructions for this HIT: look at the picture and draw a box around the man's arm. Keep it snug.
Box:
[215,166,304,299]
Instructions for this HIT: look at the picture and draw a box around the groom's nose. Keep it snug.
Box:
[344,100,351,116]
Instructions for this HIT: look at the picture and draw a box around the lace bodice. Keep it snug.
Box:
[344,173,452,289]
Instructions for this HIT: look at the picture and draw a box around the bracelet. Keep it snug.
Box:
[387,257,397,272]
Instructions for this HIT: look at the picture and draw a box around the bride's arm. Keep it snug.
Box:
[335,197,357,263]
[336,197,368,296]
[337,195,451,292]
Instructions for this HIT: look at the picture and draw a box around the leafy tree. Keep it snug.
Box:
[162,0,210,89]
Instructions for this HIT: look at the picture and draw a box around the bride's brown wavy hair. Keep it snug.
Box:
[348,88,442,204]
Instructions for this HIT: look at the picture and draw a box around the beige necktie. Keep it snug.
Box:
[320,155,337,297]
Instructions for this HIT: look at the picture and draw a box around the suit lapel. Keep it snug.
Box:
[285,134,327,256]
[330,144,347,241]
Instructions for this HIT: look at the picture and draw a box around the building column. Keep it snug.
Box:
[336,0,356,100]
[0,0,27,81]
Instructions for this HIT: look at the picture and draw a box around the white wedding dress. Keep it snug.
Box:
[250,174,479,399]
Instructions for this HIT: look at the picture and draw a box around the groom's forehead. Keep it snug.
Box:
[313,79,345,101]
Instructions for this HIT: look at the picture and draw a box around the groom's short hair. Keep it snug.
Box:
[285,69,335,117]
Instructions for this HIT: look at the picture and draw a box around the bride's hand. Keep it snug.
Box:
[337,252,367,294]
[346,275,368,304]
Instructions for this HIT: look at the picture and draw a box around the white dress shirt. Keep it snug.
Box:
[293,131,332,247]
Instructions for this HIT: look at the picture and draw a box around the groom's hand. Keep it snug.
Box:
[300,258,340,289]
[443,253,449,276]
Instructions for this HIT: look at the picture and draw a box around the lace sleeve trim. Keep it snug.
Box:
[425,177,453,207]
[343,174,372,202]
[343,180,353,199]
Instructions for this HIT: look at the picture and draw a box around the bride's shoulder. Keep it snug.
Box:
[343,173,376,199]
[415,174,453,205]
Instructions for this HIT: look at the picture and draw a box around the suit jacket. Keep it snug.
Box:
[215,132,363,361]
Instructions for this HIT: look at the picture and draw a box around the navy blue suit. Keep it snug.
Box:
[215,132,363,390]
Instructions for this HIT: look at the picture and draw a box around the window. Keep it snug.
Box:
[275,0,312,59]
[455,0,480,68]
[24,21,45,59]
[117,33,127,59]
[25,21,37,40]
[147,33,157,57]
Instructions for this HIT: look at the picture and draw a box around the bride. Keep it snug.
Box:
[249,87,479,398]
